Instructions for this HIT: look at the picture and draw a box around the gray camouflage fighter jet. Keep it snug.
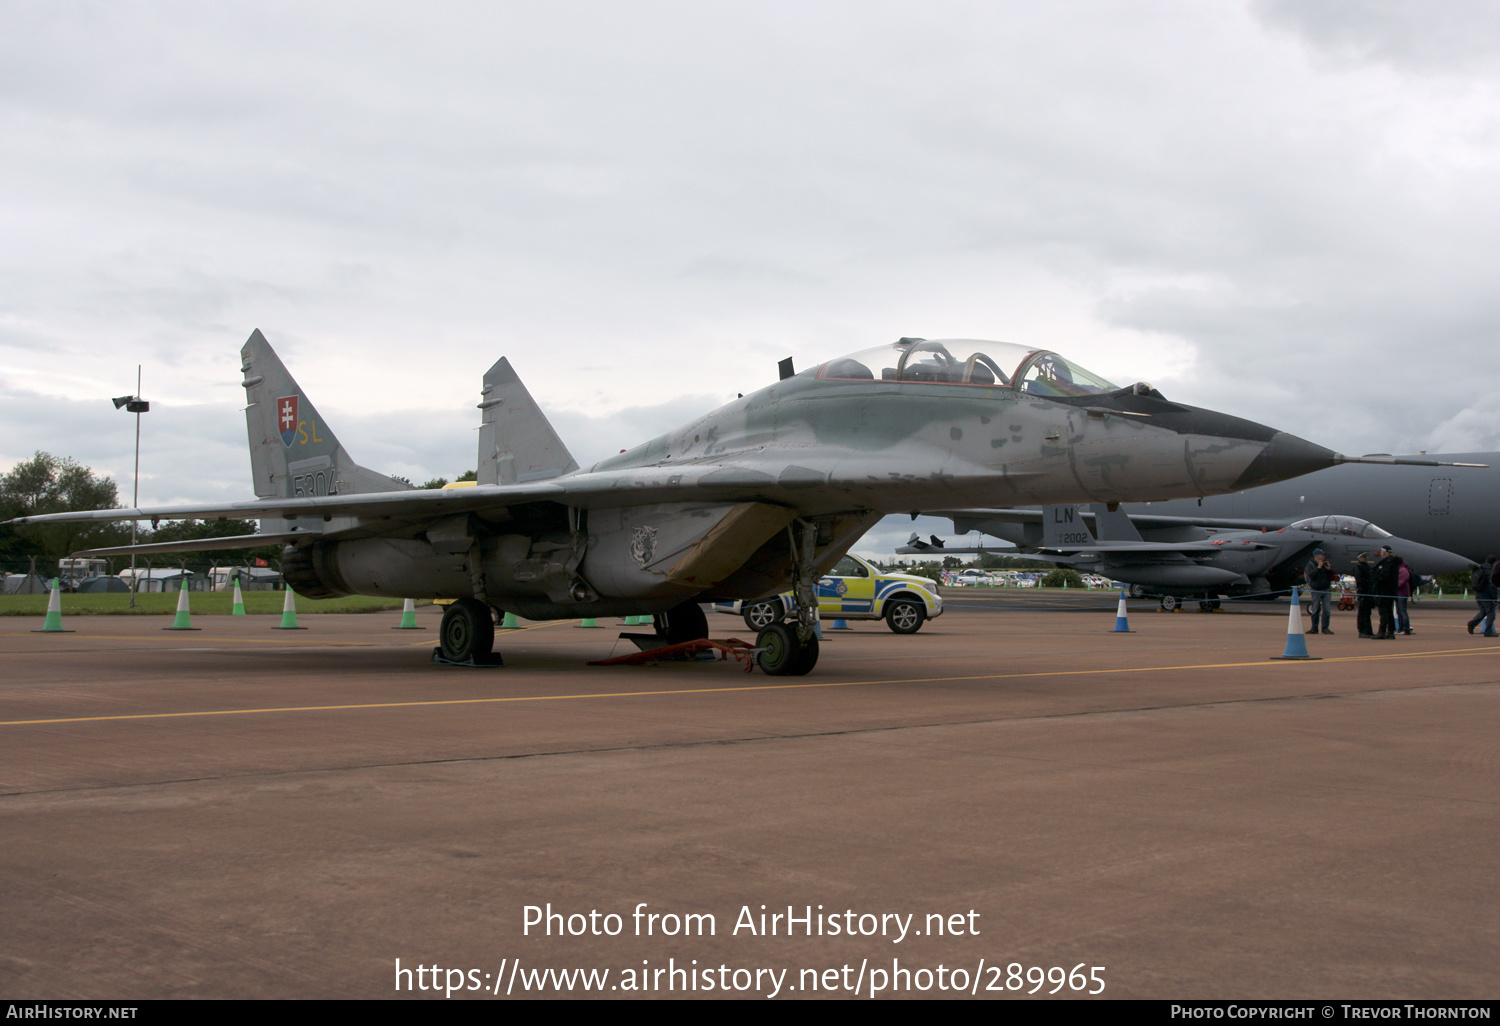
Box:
[903,504,1470,609]
[10,333,1425,674]
[1122,455,1500,565]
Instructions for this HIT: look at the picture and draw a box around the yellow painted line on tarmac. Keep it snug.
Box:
[0,644,1495,728]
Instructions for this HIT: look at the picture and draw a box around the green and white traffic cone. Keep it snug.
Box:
[274,587,306,629]
[164,578,200,630]
[231,579,246,616]
[501,611,519,629]
[393,598,422,629]
[33,578,73,633]
[577,616,600,628]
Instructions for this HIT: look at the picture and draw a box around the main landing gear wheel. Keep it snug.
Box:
[1198,598,1221,612]
[756,622,819,676]
[440,598,495,663]
[742,598,784,632]
[1159,595,1179,612]
[655,600,709,643]
[885,599,926,634]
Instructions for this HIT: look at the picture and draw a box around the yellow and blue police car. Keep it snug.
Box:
[714,553,944,634]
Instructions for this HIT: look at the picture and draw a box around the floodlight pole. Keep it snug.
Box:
[130,366,141,607]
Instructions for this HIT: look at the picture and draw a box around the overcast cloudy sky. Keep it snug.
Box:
[4,1,1499,555]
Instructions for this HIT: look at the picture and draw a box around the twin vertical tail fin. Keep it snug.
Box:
[240,330,411,500]
[1040,504,1096,548]
[239,332,575,503]
[476,357,578,485]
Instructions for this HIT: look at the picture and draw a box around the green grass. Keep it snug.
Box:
[0,592,432,616]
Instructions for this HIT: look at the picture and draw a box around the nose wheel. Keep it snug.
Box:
[756,622,819,676]
[755,518,824,675]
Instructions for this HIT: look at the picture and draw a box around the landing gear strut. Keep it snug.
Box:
[757,519,822,676]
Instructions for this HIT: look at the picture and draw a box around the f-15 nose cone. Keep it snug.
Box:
[1231,432,1339,491]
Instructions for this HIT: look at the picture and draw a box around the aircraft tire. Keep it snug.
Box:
[788,630,819,675]
[656,600,709,643]
[885,599,926,634]
[743,599,785,632]
[1198,599,1220,612]
[757,622,806,676]
[1159,595,1179,612]
[440,598,495,663]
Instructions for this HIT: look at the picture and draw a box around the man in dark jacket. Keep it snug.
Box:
[1303,549,1336,634]
[1372,546,1400,639]
[1353,553,1376,638]
[1466,555,1498,637]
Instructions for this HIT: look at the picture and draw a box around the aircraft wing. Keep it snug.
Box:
[10,460,983,536]
[1038,540,1276,554]
[930,507,1296,532]
[69,533,305,558]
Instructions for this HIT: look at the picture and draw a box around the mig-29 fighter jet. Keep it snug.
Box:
[11,333,1409,674]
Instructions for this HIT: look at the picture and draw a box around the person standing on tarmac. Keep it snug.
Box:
[1354,552,1376,639]
[1303,549,1336,634]
[1372,545,1399,639]
[1466,555,1498,637]
[1395,555,1418,635]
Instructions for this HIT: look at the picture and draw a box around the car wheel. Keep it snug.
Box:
[743,599,784,632]
[885,599,925,634]
[440,598,495,663]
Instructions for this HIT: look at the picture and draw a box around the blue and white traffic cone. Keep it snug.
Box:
[829,618,852,630]
[1271,586,1320,660]
[1111,587,1134,633]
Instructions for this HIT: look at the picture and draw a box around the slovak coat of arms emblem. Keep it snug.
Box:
[277,395,300,448]
[630,525,657,568]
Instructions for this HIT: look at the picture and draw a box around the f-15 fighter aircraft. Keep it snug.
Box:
[903,504,1471,609]
[11,332,1401,673]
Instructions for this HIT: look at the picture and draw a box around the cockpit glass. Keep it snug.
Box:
[1290,515,1392,539]
[817,339,1118,396]
[1014,352,1119,397]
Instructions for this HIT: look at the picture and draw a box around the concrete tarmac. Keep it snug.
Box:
[1,602,1496,999]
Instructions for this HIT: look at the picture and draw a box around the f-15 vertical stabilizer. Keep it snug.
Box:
[1041,504,1095,548]
[240,329,411,500]
[476,357,579,485]
[1089,503,1146,543]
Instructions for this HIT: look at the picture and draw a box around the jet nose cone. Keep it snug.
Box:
[1231,432,1339,491]
[1403,542,1472,576]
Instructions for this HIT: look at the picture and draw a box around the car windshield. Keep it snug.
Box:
[818,339,1118,396]
[1290,515,1394,539]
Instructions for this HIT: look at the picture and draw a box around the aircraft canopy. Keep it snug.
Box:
[1289,515,1394,540]
[818,339,1118,397]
